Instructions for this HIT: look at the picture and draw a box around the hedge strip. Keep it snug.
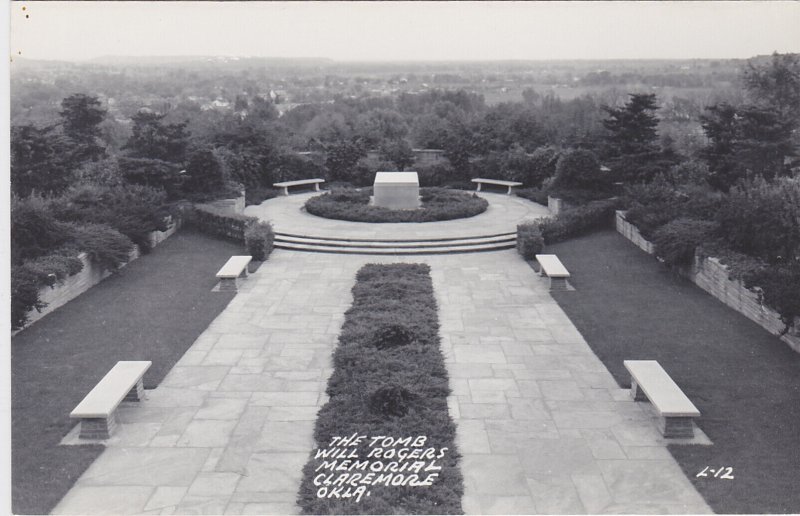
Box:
[297,263,463,514]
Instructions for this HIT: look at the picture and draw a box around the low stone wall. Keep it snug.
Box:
[548,196,564,216]
[20,219,182,331]
[615,211,655,255]
[198,193,245,215]
[615,211,800,352]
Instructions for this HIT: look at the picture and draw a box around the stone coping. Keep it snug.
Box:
[244,191,551,241]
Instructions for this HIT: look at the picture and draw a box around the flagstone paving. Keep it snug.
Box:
[53,246,712,515]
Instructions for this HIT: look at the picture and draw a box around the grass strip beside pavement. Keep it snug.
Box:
[546,230,800,514]
[11,229,242,515]
[297,263,463,514]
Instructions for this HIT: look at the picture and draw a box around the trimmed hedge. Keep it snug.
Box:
[297,263,463,514]
[190,205,258,242]
[304,187,488,223]
[538,198,620,245]
[244,221,275,261]
[517,223,544,259]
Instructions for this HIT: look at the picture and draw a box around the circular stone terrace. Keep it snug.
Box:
[244,191,551,252]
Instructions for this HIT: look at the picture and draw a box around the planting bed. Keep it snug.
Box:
[304,187,488,223]
[296,263,463,514]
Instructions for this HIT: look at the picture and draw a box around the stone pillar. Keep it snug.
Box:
[124,378,145,402]
[630,379,648,402]
[661,416,695,438]
[218,277,238,292]
[549,277,569,291]
[79,413,118,440]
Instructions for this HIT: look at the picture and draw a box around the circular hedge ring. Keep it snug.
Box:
[304,187,488,223]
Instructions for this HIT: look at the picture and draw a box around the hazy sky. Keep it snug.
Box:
[8,1,800,62]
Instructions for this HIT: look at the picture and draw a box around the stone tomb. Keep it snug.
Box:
[373,171,420,210]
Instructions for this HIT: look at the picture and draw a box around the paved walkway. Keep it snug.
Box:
[53,246,710,514]
[53,190,709,515]
[243,191,550,239]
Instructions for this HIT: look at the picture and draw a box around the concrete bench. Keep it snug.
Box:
[273,178,325,196]
[535,254,571,290]
[216,255,252,291]
[471,178,523,195]
[70,361,151,439]
[624,360,701,438]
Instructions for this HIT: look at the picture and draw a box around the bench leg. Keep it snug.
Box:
[218,277,238,292]
[660,416,695,438]
[630,378,648,402]
[124,378,146,402]
[548,277,569,291]
[507,185,513,195]
[238,268,248,278]
[315,183,320,191]
[79,413,118,440]
[282,187,289,196]
[476,183,482,192]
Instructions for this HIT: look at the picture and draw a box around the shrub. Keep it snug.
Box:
[244,221,275,261]
[304,187,488,223]
[517,223,544,259]
[298,262,462,514]
[716,177,800,263]
[190,205,258,242]
[245,185,281,206]
[551,148,611,192]
[11,194,72,265]
[652,218,720,267]
[743,261,800,334]
[416,162,457,187]
[538,199,619,244]
[372,324,415,349]
[516,187,550,205]
[11,266,45,331]
[368,384,416,417]
[66,222,135,271]
[53,183,171,252]
[22,249,84,287]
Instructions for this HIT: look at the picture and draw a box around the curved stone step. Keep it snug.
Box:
[274,231,516,243]
[274,233,515,249]
[274,240,516,255]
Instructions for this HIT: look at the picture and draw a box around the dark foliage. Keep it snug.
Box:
[305,187,488,223]
[368,384,416,417]
[372,324,415,350]
[297,263,463,514]
[53,183,171,252]
[517,223,545,260]
[244,221,275,261]
[652,218,720,267]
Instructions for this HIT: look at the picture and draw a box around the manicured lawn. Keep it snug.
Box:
[546,230,800,514]
[297,263,463,514]
[11,228,241,515]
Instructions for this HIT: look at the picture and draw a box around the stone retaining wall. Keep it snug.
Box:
[20,219,182,331]
[615,211,800,353]
[615,210,655,254]
[548,196,564,216]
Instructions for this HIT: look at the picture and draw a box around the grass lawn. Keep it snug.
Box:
[11,228,241,515]
[546,230,800,514]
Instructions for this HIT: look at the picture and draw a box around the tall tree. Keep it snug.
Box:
[601,93,664,182]
[10,125,73,197]
[601,93,660,158]
[123,110,190,163]
[59,94,107,163]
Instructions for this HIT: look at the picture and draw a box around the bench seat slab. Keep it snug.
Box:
[70,361,152,419]
[273,178,325,195]
[535,254,571,278]
[216,256,252,279]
